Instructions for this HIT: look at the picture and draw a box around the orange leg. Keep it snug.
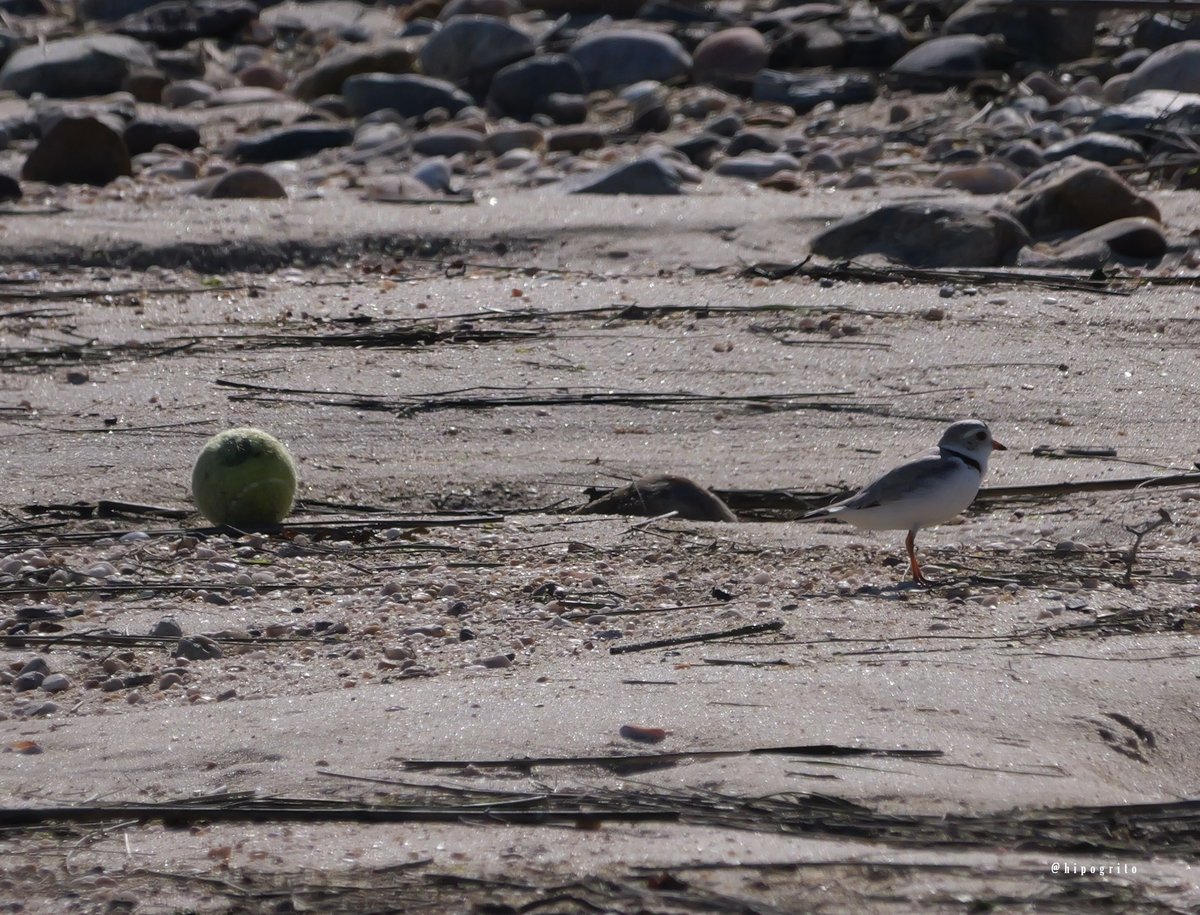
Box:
[905,529,931,587]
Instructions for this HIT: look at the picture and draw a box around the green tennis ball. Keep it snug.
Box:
[191,427,298,526]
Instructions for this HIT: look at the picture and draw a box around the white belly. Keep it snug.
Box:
[832,468,981,532]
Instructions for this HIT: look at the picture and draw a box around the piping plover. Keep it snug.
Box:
[804,420,1007,586]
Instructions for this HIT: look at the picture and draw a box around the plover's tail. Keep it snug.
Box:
[801,504,842,521]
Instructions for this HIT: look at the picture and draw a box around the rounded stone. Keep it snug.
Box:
[412,128,485,157]
[693,27,769,84]
[488,55,585,121]
[569,29,692,92]
[343,73,474,120]
[21,115,131,186]
[40,673,71,693]
[419,15,534,89]
[1125,40,1200,97]
[203,166,287,200]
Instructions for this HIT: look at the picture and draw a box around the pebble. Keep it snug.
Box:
[18,657,50,676]
[13,671,45,692]
[175,636,223,661]
[569,30,691,92]
[81,561,117,580]
[40,674,71,692]
[18,701,59,717]
[150,617,184,638]
[811,202,1030,268]
[475,653,514,669]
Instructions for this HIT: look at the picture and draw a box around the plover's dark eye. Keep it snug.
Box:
[975,431,986,440]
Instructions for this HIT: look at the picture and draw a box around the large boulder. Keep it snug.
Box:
[0,35,153,98]
[810,201,1031,267]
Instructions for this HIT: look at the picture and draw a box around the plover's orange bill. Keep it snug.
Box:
[804,420,1007,586]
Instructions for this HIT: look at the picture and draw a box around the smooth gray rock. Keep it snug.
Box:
[0,35,153,98]
[411,156,454,192]
[419,15,533,90]
[123,116,200,155]
[569,29,691,92]
[411,128,485,157]
[1124,40,1200,98]
[1018,217,1167,267]
[890,34,996,86]
[810,202,1031,267]
[993,139,1046,173]
[343,73,474,119]
[566,156,688,195]
[1067,217,1167,259]
[714,152,800,180]
[1092,90,1200,135]
[1043,133,1145,167]
[229,123,354,163]
[289,40,420,101]
[487,54,585,121]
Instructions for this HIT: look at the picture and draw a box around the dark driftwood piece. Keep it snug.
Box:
[576,474,737,522]
[744,257,1200,293]
[214,378,883,418]
[610,620,784,655]
[399,743,941,772]
[6,789,1200,857]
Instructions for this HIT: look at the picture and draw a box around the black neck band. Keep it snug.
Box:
[945,449,983,473]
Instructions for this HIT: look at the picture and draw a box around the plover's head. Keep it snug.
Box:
[939,419,1007,467]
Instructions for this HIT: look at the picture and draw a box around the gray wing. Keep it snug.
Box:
[830,449,961,511]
